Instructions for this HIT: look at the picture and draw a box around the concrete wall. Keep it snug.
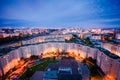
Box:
[0,42,120,80]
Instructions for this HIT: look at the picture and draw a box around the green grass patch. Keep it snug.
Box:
[82,57,105,80]
[19,59,58,80]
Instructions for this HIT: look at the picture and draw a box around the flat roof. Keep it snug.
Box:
[96,47,120,59]
[43,71,58,79]
[58,74,82,80]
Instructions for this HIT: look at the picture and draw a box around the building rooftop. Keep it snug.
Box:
[58,74,82,80]
[96,46,120,59]
[43,71,58,79]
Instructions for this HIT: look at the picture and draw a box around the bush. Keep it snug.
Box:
[30,55,39,60]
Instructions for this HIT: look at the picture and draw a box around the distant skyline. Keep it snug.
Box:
[0,0,120,28]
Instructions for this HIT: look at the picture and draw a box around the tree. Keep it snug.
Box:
[56,48,59,55]
[30,55,39,60]
[84,37,94,46]
[72,34,79,38]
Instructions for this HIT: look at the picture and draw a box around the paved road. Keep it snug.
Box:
[30,71,45,80]
[77,61,90,80]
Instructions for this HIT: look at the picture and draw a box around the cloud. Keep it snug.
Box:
[0,0,120,28]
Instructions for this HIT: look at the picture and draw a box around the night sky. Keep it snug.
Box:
[0,0,120,28]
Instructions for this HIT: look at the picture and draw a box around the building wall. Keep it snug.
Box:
[21,34,72,45]
[102,43,120,57]
[116,33,120,40]
[0,42,120,80]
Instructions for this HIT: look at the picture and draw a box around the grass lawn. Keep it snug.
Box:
[19,58,58,80]
[84,61,104,80]
[82,58,105,80]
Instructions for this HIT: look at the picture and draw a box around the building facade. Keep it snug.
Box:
[0,42,120,80]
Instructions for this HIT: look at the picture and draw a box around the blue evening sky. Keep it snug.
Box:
[0,0,120,28]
